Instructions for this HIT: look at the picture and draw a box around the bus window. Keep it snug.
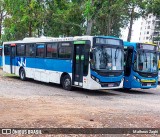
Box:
[59,42,72,59]
[0,49,2,56]
[4,45,10,55]
[26,44,35,57]
[46,43,58,58]
[36,44,45,57]
[17,44,25,56]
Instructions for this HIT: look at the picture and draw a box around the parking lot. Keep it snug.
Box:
[0,69,160,129]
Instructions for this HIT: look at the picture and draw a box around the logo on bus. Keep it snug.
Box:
[17,57,26,67]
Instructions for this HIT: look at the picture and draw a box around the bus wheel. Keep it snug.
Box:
[62,75,72,91]
[20,68,26,81]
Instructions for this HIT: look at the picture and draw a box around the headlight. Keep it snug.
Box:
[91,75,95,80]
[91,75,100,83]
[133,76,140,82]
[96,78,100,83]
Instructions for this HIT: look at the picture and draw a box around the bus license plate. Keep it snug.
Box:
[147,84,151,86]
[108,84,114,87]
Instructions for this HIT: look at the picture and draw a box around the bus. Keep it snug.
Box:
[124,42,159,89]
[3,36,124,90]
[0,46,2,67]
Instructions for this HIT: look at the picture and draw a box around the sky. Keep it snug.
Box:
[120,18,142,42]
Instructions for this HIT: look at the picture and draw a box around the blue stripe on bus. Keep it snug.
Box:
[5,56,72,73]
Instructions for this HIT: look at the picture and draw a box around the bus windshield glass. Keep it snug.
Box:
[92,45,123,71]
[134,51,158,73]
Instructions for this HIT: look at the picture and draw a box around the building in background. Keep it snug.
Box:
[139,14,160,46]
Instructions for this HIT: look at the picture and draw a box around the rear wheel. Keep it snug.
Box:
[19,68,26,81]
[62,75,72,91]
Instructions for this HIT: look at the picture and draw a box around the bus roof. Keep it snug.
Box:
[124,41,157,48]
[3,36,122,44]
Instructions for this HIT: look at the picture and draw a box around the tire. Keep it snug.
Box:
[62,75,72,91]
[19,68,26,81]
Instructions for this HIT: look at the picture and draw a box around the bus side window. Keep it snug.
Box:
[26,44,35,57]
[59,42,72,59]
[0,49,2,56]
[46,43,58,58]
[17,44,25,56]
[124,46,134,76]
[36,44,45,57]
[4,45,10,55]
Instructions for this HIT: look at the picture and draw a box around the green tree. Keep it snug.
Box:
[0,0,6,39]
[83,0,129,37]
[147,0,160,43]
[3,0,45,40]
[125,0,146,41]
[44,0,84,37]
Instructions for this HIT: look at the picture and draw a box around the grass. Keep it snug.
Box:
[3,73,18,77]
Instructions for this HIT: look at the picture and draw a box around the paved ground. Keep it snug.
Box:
[0,69,160,136]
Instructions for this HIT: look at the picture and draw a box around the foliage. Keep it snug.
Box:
[1,0,160,41]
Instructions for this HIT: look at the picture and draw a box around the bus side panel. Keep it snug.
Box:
[15,57,73,84]
[0,57,2,67]
[3,56,14,73]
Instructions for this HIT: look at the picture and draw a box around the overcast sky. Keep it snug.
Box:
[121,18,142,42]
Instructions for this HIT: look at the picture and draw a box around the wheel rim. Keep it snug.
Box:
[21,71,24,79]
[64,78,70,88]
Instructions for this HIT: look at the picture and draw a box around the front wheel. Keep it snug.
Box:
[19,68,26,81]
[62,75,72,91]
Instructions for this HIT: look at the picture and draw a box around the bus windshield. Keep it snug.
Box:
[134,50,158,73]
[92,45,123,71]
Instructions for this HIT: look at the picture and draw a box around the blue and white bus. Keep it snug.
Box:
[0,46,2,67]
[124,42,159,89]
[3,36,124,90]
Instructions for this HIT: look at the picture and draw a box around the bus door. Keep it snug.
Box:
[10,44,16,74]
[73,41,90,87]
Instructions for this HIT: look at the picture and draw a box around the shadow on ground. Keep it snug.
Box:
[4,75,118,96]
[114,88,154,95]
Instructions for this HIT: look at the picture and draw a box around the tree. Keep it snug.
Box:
[125,0,146,42]
[0,0,6,39]
[84,0,129,37]
[44,0,84,37]
[3,0,45,40]
[146,0,160,43]
[147,0,160,16]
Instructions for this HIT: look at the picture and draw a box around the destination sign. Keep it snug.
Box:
[95,38,122,45]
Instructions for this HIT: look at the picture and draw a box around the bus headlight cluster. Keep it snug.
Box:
[96,78,100,83]
[133,76,140,82]
[91,75,96,80]
[91,75,100,83]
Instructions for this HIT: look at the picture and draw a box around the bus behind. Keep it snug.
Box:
[124,42,159,89]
